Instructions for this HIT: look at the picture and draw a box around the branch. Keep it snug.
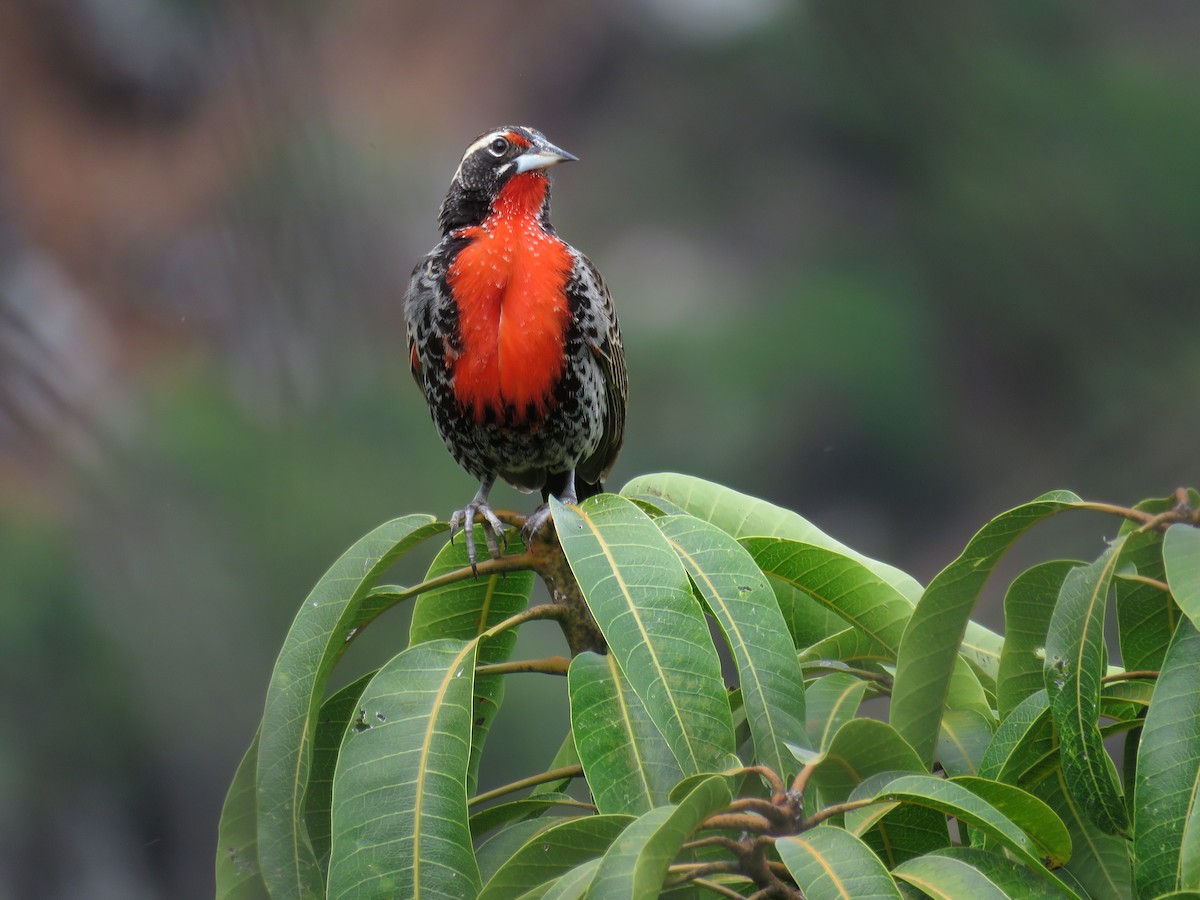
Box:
[481,602,571,640]
[467,764,585,807]
[1078,489,1198,532]
[475,656,571,677]
[1114,573,1171,594]
[737,765,786,796]
[1102,670,1158,684]
[699,813,780,835]
[368,550,537,604]
[801,797,878,829]
[691,877,751,899]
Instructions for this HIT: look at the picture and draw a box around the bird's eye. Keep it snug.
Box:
[488,137,510,157]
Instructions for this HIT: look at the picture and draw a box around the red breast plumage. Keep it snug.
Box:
[404,126,627,569]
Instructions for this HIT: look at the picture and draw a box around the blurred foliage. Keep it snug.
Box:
[0,0,1197,895]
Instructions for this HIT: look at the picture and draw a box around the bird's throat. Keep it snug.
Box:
[447,174,573,424]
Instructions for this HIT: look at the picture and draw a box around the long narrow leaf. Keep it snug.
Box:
[978,691,1055,786]
[568,651,684,815]
[997,561,1079,719]
[625,473,890,650]
[743,538,914,655]
[477,814,633,900]
[622,472,923,600]
[1134,618,1200,898]
[306,674,375,873]
[811,718,926,805]
[216,732,267,900]
[327,638,481,899]
[893,491,1085,767]
[1044,540,1129,837]
[804,672,870,753]
[1115,531,1175,673]
[657,514,810,775]
[1165,523,1200,632]
[1031,768,1132,899]
[410,529,534,795]
[256,516,443,898]
[892,847,1077,899]
[777,826,902,900]
[552,495,735,775]
[586,774,733,900]
[868,774,1063,882]
[949,776,1070,866]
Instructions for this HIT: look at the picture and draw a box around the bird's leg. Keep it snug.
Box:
[449,477,507,574]
[522,470,577,544]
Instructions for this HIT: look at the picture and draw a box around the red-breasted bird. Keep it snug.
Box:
[405,126,627,568]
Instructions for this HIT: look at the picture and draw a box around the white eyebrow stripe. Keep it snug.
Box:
[452,130,509,183]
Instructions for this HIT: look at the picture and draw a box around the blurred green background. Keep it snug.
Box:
[0,1,1197,895]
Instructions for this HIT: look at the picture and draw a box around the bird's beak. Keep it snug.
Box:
[513,138,578,174]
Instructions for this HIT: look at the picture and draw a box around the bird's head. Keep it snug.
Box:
[438,126,576,233]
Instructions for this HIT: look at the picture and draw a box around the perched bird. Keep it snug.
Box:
[405,126,627,568]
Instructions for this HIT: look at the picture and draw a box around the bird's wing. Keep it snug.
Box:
[569,252,627,488]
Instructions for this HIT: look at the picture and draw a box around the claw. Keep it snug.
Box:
[522,469,578,546]
[449,478,506,575]
[521,504,552,546]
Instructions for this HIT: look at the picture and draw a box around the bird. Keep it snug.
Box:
[405,125,627,570]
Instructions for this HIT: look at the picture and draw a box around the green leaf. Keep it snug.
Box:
[409,529,533,646]
[802,628,895,668]
[804,672,870,753]
[1032,768,1132,899]
[568,651,684,815]
[844,772,954,866]
[306,673,375,873]
[621,472,923,601]
[468,793,575,840]
[949,776,1071,866]
[1165,523,1200,632]
[979,691,1055,786]
[552,495,735,775]
[477,814,633,900]
[410,529,534,796]
[1134,617,1200,898]
[587,774,733,899]
[1044,540,1129,837]
[892,491,1085,767]
[531,734,582,797]
[742,538,914,657]
[657,514,810,775]
[539,857,601,899]
[256,515,442,899]
[327,638,481,899]
[777,826,902,900]
[216,732,267,900]
[1115,531,1175,673]
[868,774,1062,883]
[892,847,1077,899]
[475,817,557,885]
[937,709,995,778]
[812,718,926,805]
[997,561,1080,719]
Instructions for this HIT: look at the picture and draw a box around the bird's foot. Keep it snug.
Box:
[450,499,507,575]
[522,471,578,546]
[521,504,554,547]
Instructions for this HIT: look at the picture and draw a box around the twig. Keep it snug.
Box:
[482,602,571,640]
[369,550,537,604]
[467,764,585,807]
[801,797,878,829]
[476,656,571,677]
[1113,573,1171,594]
[691,877,751,899]
[1102,670,1158,684]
